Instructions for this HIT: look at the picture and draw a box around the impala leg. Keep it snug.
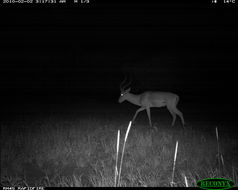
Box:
[167,106,176,126]
[132,107,145,124]
[146,107,152,127]
[173,107,185,126]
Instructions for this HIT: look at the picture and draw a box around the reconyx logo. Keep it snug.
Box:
[197,178,234,190]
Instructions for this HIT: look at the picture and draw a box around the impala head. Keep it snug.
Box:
[118,77,132,103]
[119,87,131,103]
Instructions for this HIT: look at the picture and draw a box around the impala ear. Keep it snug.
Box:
[125,87,131,93]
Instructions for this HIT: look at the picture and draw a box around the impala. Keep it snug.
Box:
[118,78,185,127]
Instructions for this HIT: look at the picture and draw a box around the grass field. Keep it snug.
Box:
[1,103,238,187]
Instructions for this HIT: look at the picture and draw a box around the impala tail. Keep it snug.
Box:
[176,95,179,106]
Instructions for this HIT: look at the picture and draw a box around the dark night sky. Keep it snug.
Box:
[1,1,238,121]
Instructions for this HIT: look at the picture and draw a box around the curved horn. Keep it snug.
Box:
[120,76,127,91]
[123,77,132,91]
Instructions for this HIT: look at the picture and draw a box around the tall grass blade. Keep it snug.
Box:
[117,121,132,187]
[114,130,120,187]
[216,127,221,176]
[184,174,188,187]
[171,141,178,187]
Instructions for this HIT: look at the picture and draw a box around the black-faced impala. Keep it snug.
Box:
[118,77,185,127]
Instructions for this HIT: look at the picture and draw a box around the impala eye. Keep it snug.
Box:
[121,93,124,96]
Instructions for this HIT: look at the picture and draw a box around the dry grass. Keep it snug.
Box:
[1,115,237,187]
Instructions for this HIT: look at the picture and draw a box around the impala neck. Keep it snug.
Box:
[126,93,141,106]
